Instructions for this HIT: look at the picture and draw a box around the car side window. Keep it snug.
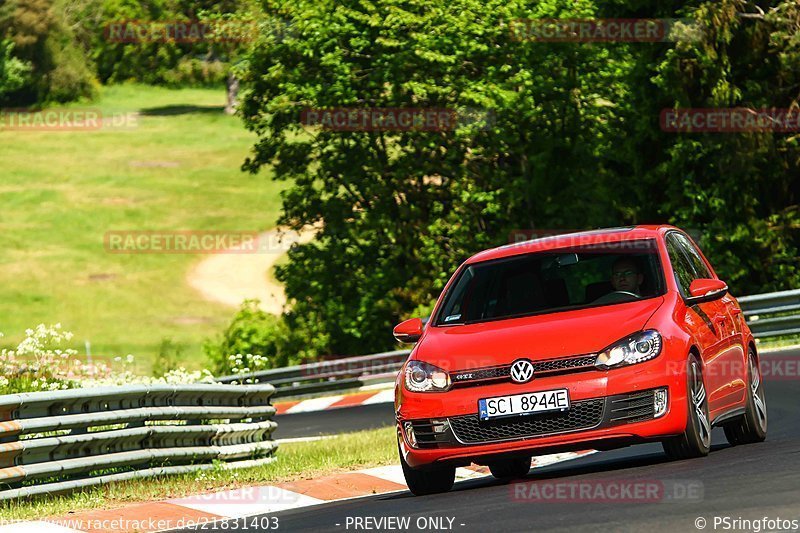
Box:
[666,234,696,297]
[674,233,712,279]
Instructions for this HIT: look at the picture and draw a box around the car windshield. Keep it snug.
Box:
[435,239,665,326]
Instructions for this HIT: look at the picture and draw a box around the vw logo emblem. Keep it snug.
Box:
[510,359,535,383]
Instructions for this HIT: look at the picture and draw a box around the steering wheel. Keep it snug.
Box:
[592,290,642,305]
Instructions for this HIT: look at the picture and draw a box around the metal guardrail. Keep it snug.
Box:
[216,291,800,398]
[216,349,410,397]
[739,289,800,339]
[0,384,277,500]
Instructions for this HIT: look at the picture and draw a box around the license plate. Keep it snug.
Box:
[479,389,570,421]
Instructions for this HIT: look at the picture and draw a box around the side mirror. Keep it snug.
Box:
[687,278,728,304]
[393,317,423,344]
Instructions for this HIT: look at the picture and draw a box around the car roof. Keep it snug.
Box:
[466,225,675,264]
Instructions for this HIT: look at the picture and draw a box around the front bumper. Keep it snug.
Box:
[396,357,688,469]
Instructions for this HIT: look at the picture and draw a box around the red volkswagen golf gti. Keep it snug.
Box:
[393,226,767,495]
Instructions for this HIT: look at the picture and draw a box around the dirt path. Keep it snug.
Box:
[187,227,316,315]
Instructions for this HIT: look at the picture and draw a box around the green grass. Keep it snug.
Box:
[0,84,284,373]
[756,336,800,351]
[0,426,397,522]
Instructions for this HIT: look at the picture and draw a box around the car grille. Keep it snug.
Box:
[534,355,597,373]
[608,390,656,424]
[409,420,444,448]
[448,399,605,444]
[451,355,597,387]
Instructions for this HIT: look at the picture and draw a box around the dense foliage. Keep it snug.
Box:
[234,0,800,359]
[0,40,31,97]
[83,0,258,86]
[636,1,800,293]
[0,0,259,105]
[0,0,96,105]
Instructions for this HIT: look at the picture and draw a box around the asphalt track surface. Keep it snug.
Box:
[185,349,800,533]
[274,402,395,439]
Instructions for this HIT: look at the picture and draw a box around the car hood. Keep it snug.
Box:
[414,297,665,371]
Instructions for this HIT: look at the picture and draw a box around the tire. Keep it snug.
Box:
[398,436,455,496]
[723,349,767,445]
[662,354,711,460]
[488,457,531,481]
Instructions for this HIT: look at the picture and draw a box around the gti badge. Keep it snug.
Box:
[510,359,535,383]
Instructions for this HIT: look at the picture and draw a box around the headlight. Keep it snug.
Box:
[404,360,451,392]
[595,330,662,369]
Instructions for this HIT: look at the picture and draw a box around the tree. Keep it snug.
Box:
[76,0,264,104]
[238,0,633,357]
[618,0,800,293]
[230,0,800,361]
[0,0,96,105]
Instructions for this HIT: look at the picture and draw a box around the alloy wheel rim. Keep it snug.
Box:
[750,355,768,432]
[691,361,711,447]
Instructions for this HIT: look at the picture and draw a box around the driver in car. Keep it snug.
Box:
[610,257,644,295]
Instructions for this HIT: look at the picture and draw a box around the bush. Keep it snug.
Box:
[204,300,301,376]
[42,32,98,103]
[152,338,184,377]
[162,57,229,87]
[85,0,255,86]
[0,39,30,98]
[0,324,214,395]
[0,324,109,393]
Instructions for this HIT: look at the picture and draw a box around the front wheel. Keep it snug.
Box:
[662,354,711,460]
[723,349,767,445]
[398,436,455,496]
